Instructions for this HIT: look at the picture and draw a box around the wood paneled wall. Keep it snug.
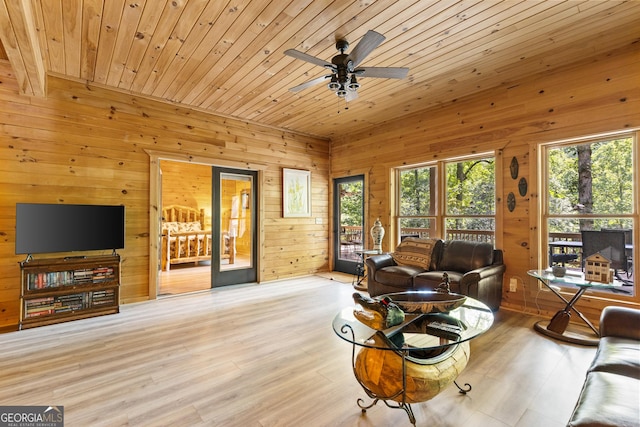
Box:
[331,45,640,321]
[0,63,329,331]
[0,44,638,331]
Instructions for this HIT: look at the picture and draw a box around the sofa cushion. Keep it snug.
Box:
[392,238,441,270]
[567,371,640,427]
[375,265,424,289]
[589,336,640,379]
[437,240,493,272]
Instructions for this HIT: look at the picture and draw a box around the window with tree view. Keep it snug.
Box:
[544,133,635,287]
[398,166,436,239]
[396,155,495,244]
[445,157,495,243]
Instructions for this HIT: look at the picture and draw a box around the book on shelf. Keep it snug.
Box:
[25,297,57,317]
[25,308,55,318]
[73,268,94,283]
[26,296,55,305]
[28,271,75,290]
[91,289,116,306]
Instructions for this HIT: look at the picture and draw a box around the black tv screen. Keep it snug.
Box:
[16,203,125,255]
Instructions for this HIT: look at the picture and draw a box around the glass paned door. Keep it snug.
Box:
[212,167,257,287]
[334,175,364,274]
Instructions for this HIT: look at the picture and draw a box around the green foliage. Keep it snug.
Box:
[548,146,578,215]
[547,137,633,232]
[398,157,495,232]
[592,138,633,214]
[339,181,363,226]
[399,166,432,217]
[446,158,495,216]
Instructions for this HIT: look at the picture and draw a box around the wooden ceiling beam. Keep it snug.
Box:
[0,0,46,97]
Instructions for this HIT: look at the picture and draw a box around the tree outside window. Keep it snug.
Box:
[445,157,495,242]
[396,155,496,244]
[544,134,635,290]
[398,166,436,239]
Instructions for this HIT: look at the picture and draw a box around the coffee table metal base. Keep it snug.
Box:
[333,298,493,425]
[345,327,472,424]
[355,367,472,425]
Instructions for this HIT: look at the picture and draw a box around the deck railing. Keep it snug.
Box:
[341,227,586,249]
[549,232,581,242]
[401,227,495,243]
[343,228,582,244]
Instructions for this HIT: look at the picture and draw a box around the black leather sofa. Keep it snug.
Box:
[567,306,640,427]
[365,239,505,311]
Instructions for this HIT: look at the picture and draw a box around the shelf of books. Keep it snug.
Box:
[19,255,120,329]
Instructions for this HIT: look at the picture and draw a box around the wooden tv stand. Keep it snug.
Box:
[19,254,120,329]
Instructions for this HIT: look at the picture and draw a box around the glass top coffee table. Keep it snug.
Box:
[527,269,626,346]
[332,292,493,424]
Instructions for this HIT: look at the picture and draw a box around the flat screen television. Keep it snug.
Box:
[16,203,125,255]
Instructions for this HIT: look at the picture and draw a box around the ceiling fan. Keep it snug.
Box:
[284,30,409,102]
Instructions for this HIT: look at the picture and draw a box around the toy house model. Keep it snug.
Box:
[584,253,613,284]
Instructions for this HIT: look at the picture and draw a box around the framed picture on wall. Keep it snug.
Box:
[282,168,311,217]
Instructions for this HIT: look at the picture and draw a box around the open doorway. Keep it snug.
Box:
[156,160,259,296]
[158,160,213,296]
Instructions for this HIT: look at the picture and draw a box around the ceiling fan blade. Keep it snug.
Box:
[284,49,333,68]
[348,30,386,67]
[356,67,409,79]
[289,75,331,93]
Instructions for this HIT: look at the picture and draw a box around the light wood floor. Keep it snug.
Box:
[158,256,253,296]
[0,275,595,426]
[159,264,212,295]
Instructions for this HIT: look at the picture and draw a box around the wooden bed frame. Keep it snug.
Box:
[161,205,234,271]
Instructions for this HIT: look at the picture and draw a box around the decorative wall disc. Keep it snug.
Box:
[518,177,528,196]
[510,157,519,180]
[507,192,516,212]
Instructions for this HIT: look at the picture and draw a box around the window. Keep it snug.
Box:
[397,165,437,239]
[542,132,636,291]
[395,154,496,245]
[445,157,495,243]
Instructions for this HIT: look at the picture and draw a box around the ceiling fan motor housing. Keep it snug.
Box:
[332,53,354,85]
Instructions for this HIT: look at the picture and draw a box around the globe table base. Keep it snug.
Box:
[333,298,494,425]
[353,341,470,424]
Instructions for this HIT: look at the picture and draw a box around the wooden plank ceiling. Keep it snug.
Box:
[1,0,639,140]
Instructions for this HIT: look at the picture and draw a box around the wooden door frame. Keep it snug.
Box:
[146,149,267,300]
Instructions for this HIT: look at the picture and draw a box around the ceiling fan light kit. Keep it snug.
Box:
[285,30,409,102]
[328,75,340,91]
[347,75,360,91]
